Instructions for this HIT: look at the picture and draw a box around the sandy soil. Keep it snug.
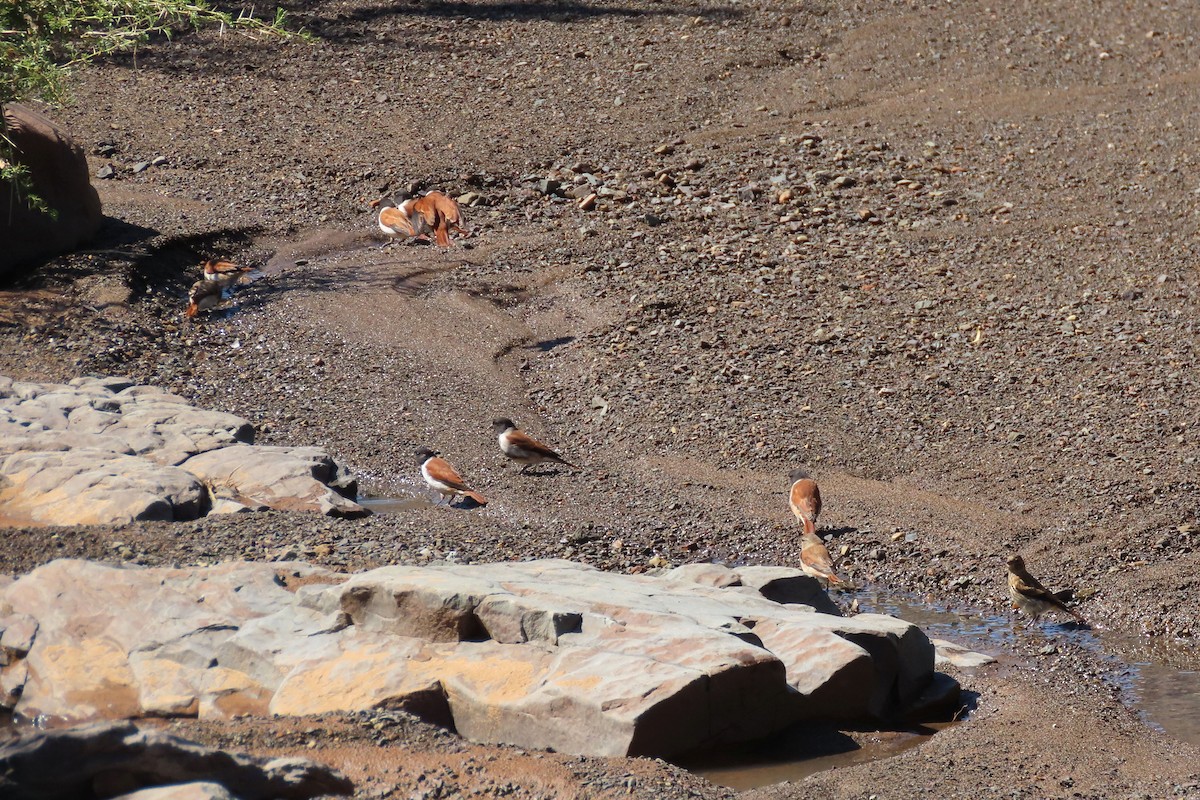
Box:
[2,0,1200,796]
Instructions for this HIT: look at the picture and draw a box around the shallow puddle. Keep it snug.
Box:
[358,496,434,514]
[680,722,955,791]
[855,589,1200,746]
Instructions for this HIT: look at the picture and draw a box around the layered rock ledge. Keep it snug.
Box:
[0,375,364,524]
[0,558,953,758]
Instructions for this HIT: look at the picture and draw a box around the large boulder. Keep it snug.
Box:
[0,559,949,759]
[0,375,365,524]
[0,103,102,275]
[0,720,353,800]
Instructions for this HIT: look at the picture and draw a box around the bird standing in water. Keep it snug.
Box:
[1007,555,1085,625]
[416,446,487,506]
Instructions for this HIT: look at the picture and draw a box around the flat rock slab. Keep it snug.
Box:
[0,559,946,759]
[0,375,365,524]
[933,639,998,669]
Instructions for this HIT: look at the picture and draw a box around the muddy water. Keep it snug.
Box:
[682,589,1200,790]
[358,496,435,514]
[682,722,955,791]
[855,589,1200,747]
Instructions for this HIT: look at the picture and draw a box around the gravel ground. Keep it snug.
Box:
[3,0,1200,796]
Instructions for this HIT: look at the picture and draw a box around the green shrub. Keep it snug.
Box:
[1,0,295,208]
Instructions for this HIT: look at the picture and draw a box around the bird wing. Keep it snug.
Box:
[190,281,223,301]
[411,196,442,230]
[507,429,563,458]
[207,260,248,276]
[379,206,416,236]
[429,192,464,226]
[800,535,840,582]
[1010,573,1073,611]
[426,457,475,492]
[789,479,820,533]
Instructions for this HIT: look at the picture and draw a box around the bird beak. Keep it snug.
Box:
[185,302,198,318]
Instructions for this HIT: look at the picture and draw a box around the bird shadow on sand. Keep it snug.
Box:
[451,497,488,511]
[817,525,858,539]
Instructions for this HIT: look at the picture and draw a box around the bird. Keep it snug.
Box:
[799,531,842,586]
[185,280,223,318]
[1006,555,1085,625]
[415,446,487,506]
[371,191,467,247]
[787,468,822,536]
[492,417,580,473]
[372,196,424,244]
[202,258,253,288]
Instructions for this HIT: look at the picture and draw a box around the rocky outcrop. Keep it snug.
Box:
[0,559,950,759]
[0,376,366,524]
[0,720,353,800]
[1,104,102,275]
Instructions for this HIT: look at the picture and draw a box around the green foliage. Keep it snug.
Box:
[1,0,297,211]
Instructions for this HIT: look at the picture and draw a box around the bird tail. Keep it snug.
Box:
[433,215,452,247]
[555,456,583,471]
[464,490,488,506]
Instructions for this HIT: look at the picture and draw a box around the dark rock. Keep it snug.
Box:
[0,104,102,275]
[0,720,353,800]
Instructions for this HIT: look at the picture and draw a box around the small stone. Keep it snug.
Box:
[96,165,115,179]
[578,193,597,211]
[537,178,561,196]
[778,189,794,204]
[857,208,874,221]
[131,161,151,173]
[653,144,674,155]
[643,213,665,227]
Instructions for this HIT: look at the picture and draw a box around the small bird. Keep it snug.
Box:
[799,531,842,586]
[415,446,487,506]
[371,191,467,247]
[185,280,223,318]
[372,197,423,244]
[202,258,253,288]
[1006,555,1085,625]
[788,468,822,536]
[492,417,580,473]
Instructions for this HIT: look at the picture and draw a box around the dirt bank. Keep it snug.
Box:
[2,0,1199,796]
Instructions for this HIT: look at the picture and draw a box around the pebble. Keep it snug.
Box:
[96,165,115,179]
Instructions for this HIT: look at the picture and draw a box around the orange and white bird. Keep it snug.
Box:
[788,468,823,536]
[492,417,580,473]
[202,258,253,288]
[1007,555,1085,625]
[371,191,467,247]
[416,446,487,506]
[185,280,223,318]
[799,532,842,586]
